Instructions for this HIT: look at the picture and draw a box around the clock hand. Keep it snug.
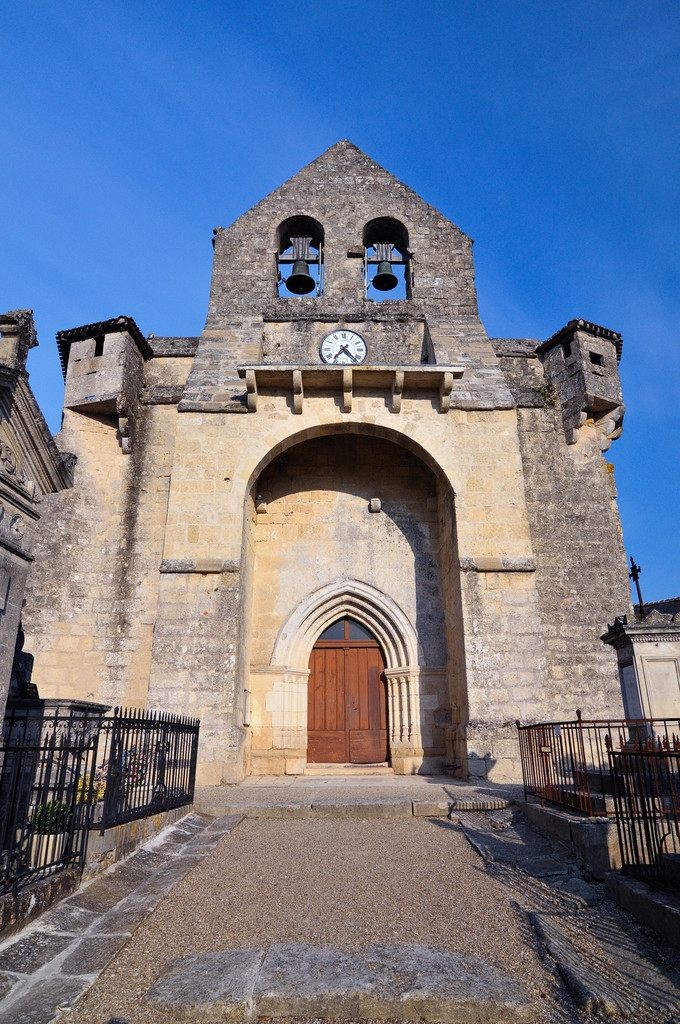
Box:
[337,345,358,364]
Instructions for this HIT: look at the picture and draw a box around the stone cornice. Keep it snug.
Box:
[601,614,680,648]
[236,364,464,414]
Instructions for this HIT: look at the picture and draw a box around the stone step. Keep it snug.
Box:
[303,762,392,776]
[146,942,536,1022]
[194,796,514,820]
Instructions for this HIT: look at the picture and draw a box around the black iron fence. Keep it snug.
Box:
[516,711,680,818]
[92,707,200,832]
[607,733,680,892]
[0,700,107,894]
[0,701,200,895]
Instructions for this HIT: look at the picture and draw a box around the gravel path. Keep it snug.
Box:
[60,816,576,1024]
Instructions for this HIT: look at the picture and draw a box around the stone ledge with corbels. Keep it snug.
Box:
[236,364,464,415]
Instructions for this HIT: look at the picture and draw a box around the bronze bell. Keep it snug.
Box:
[372,261,398,291]
[286,260,316,295]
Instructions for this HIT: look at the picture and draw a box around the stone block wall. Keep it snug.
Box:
[18,143,634,786]
[25,371,190,708]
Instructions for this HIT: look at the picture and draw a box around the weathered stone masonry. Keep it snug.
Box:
[22,142,632,783]
[0,310,73,716]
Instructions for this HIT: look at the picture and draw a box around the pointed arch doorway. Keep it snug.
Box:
[307,616,388,764]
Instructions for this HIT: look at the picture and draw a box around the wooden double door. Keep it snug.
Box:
[307,617,388,764]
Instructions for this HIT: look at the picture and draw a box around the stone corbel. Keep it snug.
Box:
[116,393,137,455]
[439,372,454,413]
[392,370,404,414]
[293,370,304,414]
[342,368,352,413]
[245,369,258,412]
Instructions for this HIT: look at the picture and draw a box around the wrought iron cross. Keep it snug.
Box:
[629,557,645,615]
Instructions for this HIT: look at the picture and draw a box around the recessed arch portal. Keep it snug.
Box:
[245,429,457,776]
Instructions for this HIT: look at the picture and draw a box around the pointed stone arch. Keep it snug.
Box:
[253,578,439,774]
[271,577,423,672]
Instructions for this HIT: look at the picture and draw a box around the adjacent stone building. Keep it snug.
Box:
[22,141,632,784]
[602,610,680,720]
[0,310,73,717]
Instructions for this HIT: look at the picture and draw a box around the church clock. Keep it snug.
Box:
[320,329,367,365]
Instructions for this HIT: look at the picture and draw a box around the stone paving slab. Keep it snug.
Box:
[148,948,264,1020]
[60,935,129,975]
[193,776,524,816]
[530,912,632,1017]
[2,976,91,1024]
[0,933,74,974]
[0,813,243,1024]
[146,942,535,1022]
[457,810,570,876]
[461,807,680,1022]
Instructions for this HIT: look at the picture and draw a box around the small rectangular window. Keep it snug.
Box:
[589,351,604,366]
[93,334,105,357]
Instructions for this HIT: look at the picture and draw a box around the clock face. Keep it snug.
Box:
[320,330,367,365]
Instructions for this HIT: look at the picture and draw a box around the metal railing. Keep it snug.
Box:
[0,701,200,894]
[516,711,680,817]
[0,700,107,894]
[607,733,680,892]
[91,707,200,832]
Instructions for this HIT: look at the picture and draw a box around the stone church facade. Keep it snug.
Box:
[23,141,632,785]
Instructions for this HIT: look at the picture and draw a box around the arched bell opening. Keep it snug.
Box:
[277,215,324,297]
[363,217,411,301]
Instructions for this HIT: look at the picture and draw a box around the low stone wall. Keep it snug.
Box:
[0,867,80,938]
[0,804,194,937]
[82,804,191,880]
[606,872,680,951]
[519,800,621,879]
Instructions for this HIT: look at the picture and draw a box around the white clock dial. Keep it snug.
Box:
[320,330,367,365]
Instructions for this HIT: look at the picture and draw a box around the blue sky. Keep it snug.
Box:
[1,1,679,603]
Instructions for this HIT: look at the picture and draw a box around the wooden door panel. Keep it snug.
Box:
[326,648,343,732]
[309,649,324,732]
[307,623,388,766]
[308,730,347,763]
[349,728,388,763]
[368,664,383,731]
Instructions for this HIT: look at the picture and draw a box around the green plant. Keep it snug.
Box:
[533,382,558,407]
[31,800,72,834]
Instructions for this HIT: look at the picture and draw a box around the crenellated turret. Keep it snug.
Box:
[57,316,151,453]
[536,319,624,448]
